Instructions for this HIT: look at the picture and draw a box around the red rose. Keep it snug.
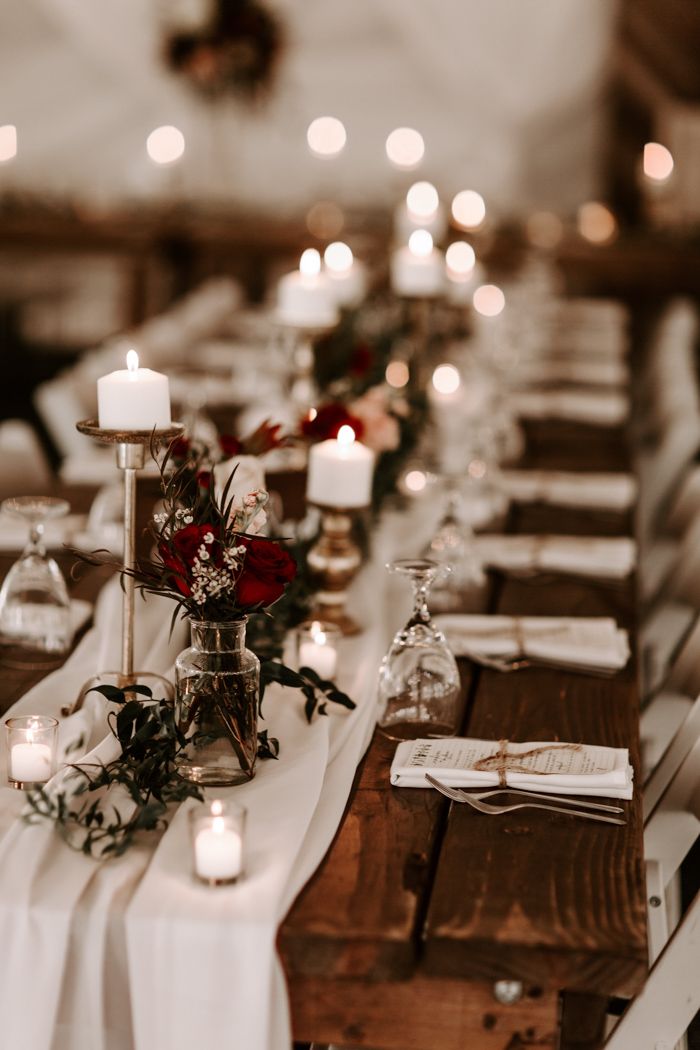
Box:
[196,470,212,489]
[159,523,218,596]
[170,437,191,460]
[349,341,373,377]
[236,536,297,609]
[301,403,365,443]
[219,434,243,457]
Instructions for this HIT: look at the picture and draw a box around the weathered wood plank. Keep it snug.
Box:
[423,509,646,995]
[288,974,558,1050]
[279,667,474,979]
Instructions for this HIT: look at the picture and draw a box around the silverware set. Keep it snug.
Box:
[425,773,627,825]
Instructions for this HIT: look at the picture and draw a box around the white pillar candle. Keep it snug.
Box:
[306,425,375,508]
[391,230,445,298]
[194,817,243,881]
[10,742,52,783]
[277,249,339,328]
[97,350,171,430]
[324,242,367,308]
[299,622,338,678]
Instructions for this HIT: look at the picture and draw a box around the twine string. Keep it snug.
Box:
[473,739,584,787]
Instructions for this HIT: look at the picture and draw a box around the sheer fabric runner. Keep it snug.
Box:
[0,502,415,1050]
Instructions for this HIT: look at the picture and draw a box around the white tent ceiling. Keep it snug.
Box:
[1,0,618,218]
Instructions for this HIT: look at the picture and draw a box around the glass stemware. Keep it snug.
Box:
[377,559,461,739]
[424,486,487,614]
[0,496,71,659]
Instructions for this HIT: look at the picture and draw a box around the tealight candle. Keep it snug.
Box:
[277,249,339,329]
[5,715,58,788]
[297,620,341,679]
[306,425,375,508]
[190,800,245,886]
[97,350,171,430]
[391,230,446,298]
[324,242,367,309]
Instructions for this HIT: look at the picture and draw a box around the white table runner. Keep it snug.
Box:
[0,513,400,1050]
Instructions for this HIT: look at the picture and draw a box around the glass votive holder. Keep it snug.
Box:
[5,715,58,789]
[189,799,246,886]
[296,620,341,679]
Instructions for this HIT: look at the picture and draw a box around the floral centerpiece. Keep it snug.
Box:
[37,442,354,857]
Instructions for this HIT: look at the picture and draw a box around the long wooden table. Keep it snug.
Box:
[0,417,645,1050]
[278,418,646,1050]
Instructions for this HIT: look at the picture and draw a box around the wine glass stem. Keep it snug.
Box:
[28,521,44,554]
[411,576,431,626]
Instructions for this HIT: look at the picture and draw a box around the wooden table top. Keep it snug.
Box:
[278,422,645,1050]
[0,420,645,1050]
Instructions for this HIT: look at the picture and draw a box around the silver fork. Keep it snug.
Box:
[425,776,623,813]
[425,774,627,825]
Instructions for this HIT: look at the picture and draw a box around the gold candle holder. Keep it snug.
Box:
[65,420,184,713]
[306,504,366,636]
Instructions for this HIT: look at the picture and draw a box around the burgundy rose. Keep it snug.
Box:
[300,403,365,443]
[219,434,243,458]
[236,536,297,608]
[159,523,218,596]
[196,470,212,489]
[349,341,373,377]
[170,437,191,460]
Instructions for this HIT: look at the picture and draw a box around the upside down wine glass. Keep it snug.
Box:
[0,496,71,660]
[377,559,461,739]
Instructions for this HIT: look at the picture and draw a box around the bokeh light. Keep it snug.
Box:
[451,190,486,230]
[406,181,439,219]
[408,229,434,257]
[0,125,17,162]
[445,241,476,279]
[643,142,674,181]
[146,125,185,164]
[300,248,321,276]
[432,363,461,395]
[473,284,505,317]
[385,127,425,170]
[577,201,618,245]
[307,116,347,157]
[324,242,353,273]
[385,360,410,388]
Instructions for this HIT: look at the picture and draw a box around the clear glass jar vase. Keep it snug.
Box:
[175,620,260,787]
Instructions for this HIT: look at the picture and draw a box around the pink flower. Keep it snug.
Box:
[349,385,401,453]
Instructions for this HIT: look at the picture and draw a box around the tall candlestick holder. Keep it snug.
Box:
[64,420,184,714]
[306,504,366,636]
[276,320,336,415]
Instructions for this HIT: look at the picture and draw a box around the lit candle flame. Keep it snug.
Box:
[126,349,139,373]
[406,181,439,220]
[324,241,353,273]
[643,142,674,181]
[432,364,461,395]
[408,229,433,258]
[300,248,321,277]
[337,424,355,447]
[211,799,223,816]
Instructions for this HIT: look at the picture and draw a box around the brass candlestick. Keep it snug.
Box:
[306,504,366,636]
[67,420,184,709]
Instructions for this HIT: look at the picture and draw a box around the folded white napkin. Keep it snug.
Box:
[473,534,636,579]
[514,358,628,388]
[500,470,637,511]
[0,513,87,552]
[511,390,628,427]
[435,614,630,670]
[390,737,634,798]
